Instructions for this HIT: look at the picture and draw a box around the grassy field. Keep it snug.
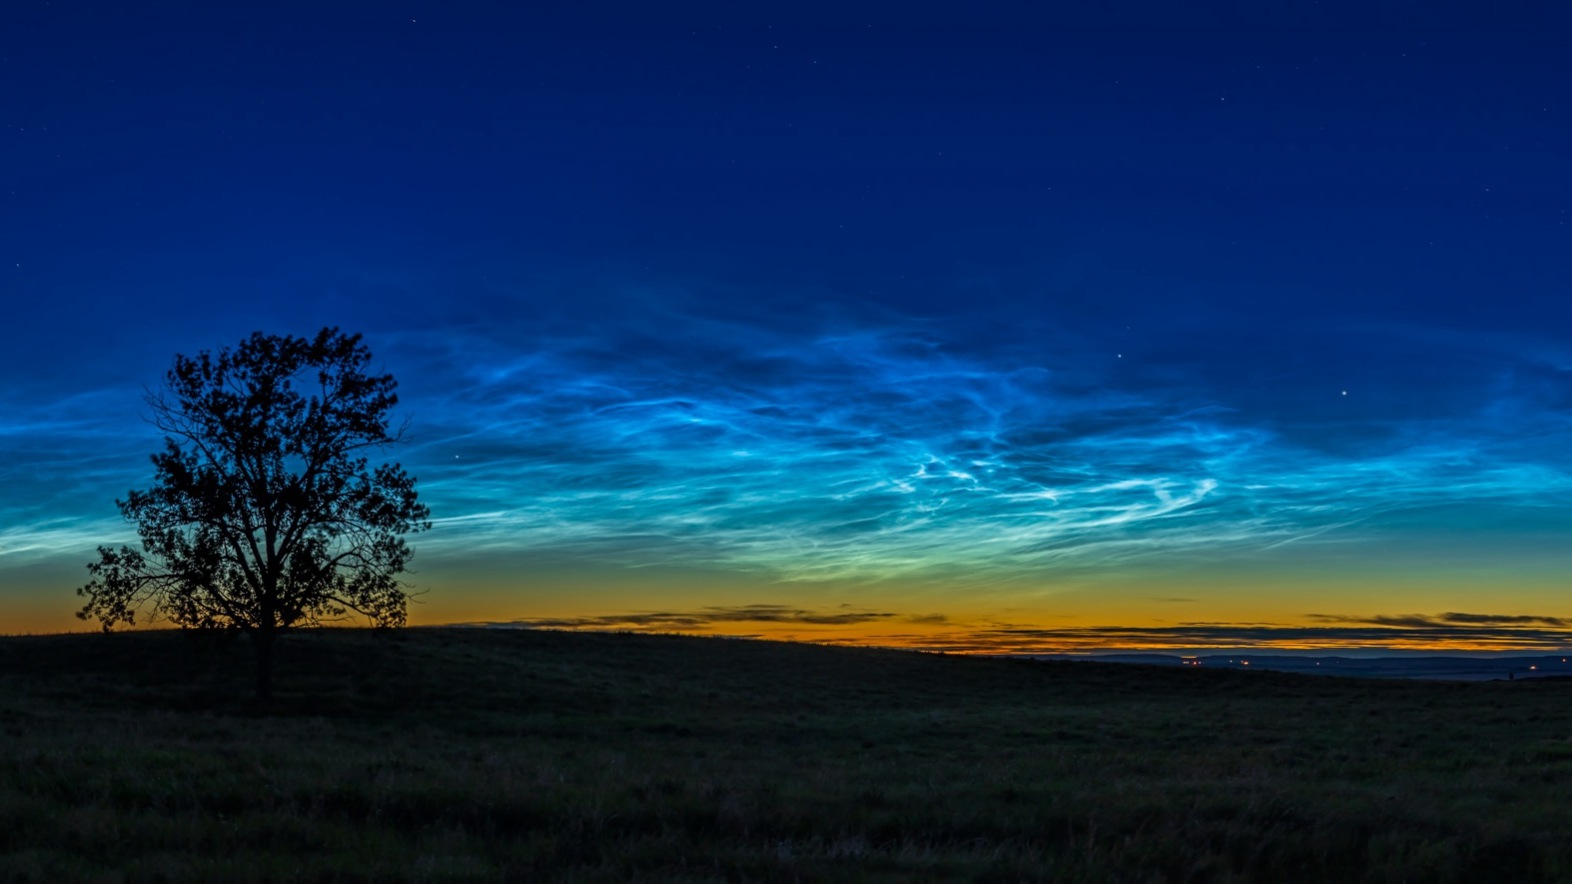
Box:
[3,628,1572,882]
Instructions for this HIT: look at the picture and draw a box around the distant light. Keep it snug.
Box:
[1242,660,1250,666]
[1531,665,1538,670]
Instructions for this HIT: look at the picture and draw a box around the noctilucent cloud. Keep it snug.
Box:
[5,3,1572,651]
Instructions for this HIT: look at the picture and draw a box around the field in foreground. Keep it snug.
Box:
[4,629,1572,882]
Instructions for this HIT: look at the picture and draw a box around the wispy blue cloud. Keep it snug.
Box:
[0,389,150,564]
[4,292,1571,617]
[368,300,1572,586]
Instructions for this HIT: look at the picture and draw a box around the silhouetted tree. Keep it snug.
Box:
[77,328,431,700]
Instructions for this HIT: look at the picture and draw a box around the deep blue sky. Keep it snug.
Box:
[5,2,1572,648]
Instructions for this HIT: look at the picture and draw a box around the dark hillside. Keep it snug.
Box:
[2,628,1570,881]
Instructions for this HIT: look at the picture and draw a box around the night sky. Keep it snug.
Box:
[6,2,1572,652]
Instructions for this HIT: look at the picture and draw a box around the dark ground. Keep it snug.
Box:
[3,627,1571,882]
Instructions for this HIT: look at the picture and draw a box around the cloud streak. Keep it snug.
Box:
[867,612,1572,654]
[1309,612,1571,629]
[465,603,899,630]
[461,604,1572,655]
[376,304,1572,586]
[0,389,150,564]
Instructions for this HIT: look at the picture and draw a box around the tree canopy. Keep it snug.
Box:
[78,328,431,698]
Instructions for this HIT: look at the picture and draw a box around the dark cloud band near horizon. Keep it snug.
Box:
[456,606,1572,654]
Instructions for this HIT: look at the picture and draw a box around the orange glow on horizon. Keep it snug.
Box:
[436,613,1572,656]
[11,575,1572,656]
[8,613,1572,655]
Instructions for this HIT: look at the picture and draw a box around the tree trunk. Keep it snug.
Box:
[252,629,276,702]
